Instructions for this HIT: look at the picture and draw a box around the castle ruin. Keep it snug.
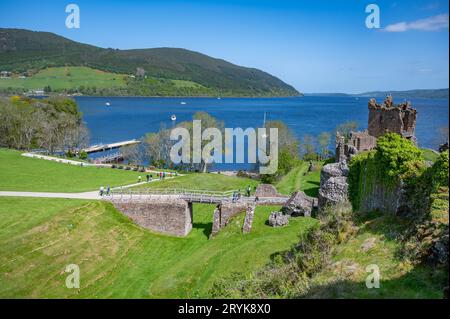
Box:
[336,95,417,162]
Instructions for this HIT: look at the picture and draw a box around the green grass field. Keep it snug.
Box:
[276,161,322,197]
[0,67,127,90]
[421,148,439,163]
[134,172,259,193]
[0,149,143,192]
[0,197,316,298]
[0,66,206,92]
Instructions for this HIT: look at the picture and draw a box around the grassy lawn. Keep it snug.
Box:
[0,197,316,298]
[0,67,127,90]
[276,161,322,197]
[421,148,439,163]
[133,172,259,193]
[0,149,144,192]
[305,212,446,298]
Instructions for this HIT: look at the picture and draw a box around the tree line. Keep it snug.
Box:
[0,96,89,154]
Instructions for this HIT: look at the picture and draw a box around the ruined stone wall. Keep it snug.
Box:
[242,205,255,233]
[368,98,417,139]
[348,131,377,152]
[220,202,248,227]
[210,202,248,238]
[318,162,349,211]
[112,198,193,237]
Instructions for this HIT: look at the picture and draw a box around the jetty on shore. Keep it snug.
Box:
[83,139,141,154]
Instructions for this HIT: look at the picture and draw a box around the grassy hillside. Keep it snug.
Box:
[0,66,210,96]
[0,197,316,298]
[276,161,322,197]
[0,149,143,192]
[306,212,446,298]
[0,28,300,97]
[0,67,127,90]
[133,172,259,192]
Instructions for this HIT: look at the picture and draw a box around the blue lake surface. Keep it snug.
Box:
[75,96,449,169]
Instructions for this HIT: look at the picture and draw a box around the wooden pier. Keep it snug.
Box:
[83,139,140,154]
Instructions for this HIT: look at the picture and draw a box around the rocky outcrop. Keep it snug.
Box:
[318,162,349,211]
[281,191,315,217]
[268,211,289,227]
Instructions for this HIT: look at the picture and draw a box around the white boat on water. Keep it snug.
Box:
[180,101,186,105]
[171,114,177,121]
[105,102,111,106]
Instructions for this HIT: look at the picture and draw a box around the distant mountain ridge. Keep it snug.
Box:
[305,89,449,99]
[0,28,299,97]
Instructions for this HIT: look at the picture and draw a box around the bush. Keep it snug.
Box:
[375,133,423,179]
[78,151,88,160]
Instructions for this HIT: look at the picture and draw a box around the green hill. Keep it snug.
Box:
[0,28,300,97]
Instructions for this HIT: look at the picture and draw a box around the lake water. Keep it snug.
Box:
[75,96,449,170]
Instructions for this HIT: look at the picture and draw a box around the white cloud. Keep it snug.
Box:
[384,13,449,32]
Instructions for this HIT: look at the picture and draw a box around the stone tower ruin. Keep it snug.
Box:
[368,95,417,141]
[335,95,417,162]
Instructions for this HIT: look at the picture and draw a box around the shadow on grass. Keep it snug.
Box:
[193,222,212,239]
[303,182,320,197]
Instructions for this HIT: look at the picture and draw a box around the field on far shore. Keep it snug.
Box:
[0,67,127,90]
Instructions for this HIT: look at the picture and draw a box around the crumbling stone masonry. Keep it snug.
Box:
[336,95,417,163]
[242,205,255,233]
[368,96,417,140]
[318,161,349,211]
[210,202,249,238]
[112,198,193,237]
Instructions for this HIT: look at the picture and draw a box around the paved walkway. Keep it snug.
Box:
[0,177,177,200]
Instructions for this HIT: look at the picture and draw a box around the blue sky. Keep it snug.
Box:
[0,0,448,93]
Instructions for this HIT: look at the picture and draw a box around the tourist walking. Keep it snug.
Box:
[99,186,104,196]
[146,174,150,182]
[246,185,251,197]
[163,172,166,179]
[138,175,142,183]
[106,185,110,196]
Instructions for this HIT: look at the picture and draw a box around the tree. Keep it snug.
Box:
[121,143,143,166]
[259,120,300,181]
[336,121,358,142]
[318,132,331,160]
[301,134,316,160]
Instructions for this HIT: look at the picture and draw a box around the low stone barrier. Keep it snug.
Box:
[111,198,193,237]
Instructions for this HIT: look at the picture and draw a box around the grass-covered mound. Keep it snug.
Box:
[133,172,259,193]
[0,148,142,192]
[0,197,316,298]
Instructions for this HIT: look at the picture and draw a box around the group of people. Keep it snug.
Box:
[136,171,178,183]
[231,185,253,202]
[99,185,110,196]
